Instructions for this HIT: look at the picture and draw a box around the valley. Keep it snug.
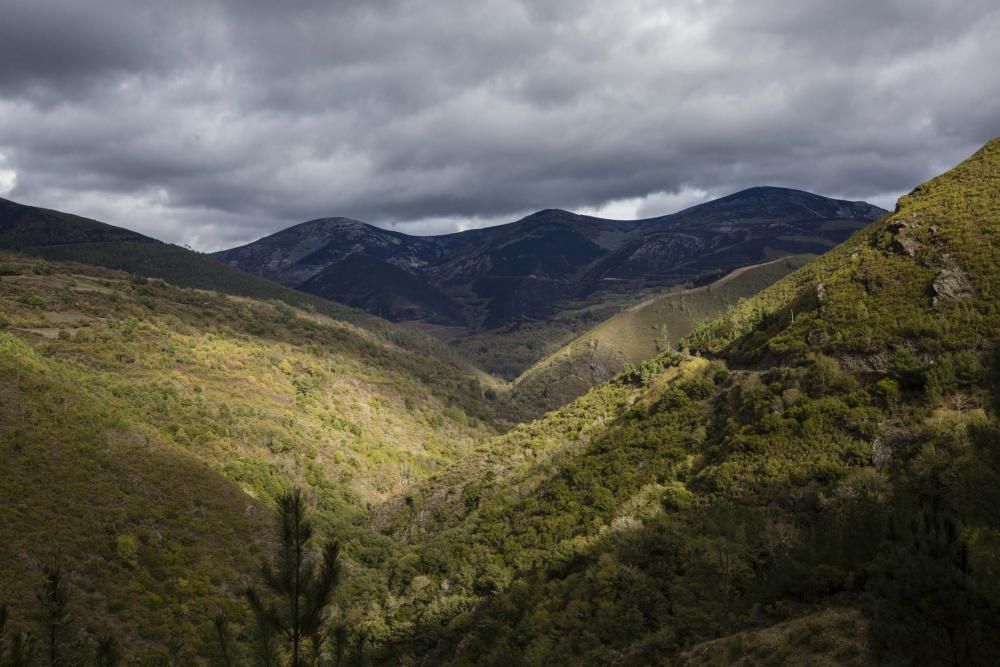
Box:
[1,140,999,665]
[2,1,996,664]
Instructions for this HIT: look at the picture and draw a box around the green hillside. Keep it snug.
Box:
[0,198,354,319]
[510,256,812,414]
[0,252,502,661]
[0,198,478,375]
[361,139,1000,665]
[0,328,268,661]
[688,137,1000,363]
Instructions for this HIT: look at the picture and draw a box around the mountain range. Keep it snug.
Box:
[213,187,885,331]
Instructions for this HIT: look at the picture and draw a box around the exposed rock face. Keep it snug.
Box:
[837,351,891,373]
[893,236,920,257]
[887,219,921,257]
[932,268,975,305]
[806,328,831,346]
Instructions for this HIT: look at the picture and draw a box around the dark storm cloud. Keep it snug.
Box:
[0,0,998,249]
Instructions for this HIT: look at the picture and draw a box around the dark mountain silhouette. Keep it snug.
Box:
[214,187,886,331]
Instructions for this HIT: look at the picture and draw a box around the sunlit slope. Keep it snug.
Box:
[688,138,1000,363]
[0,252,504,659]
[511,256,811,413]
[0,330,268,660]
[0,197,478,376]
[0,253,499,508]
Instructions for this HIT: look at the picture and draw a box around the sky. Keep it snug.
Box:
[0,0,998,251]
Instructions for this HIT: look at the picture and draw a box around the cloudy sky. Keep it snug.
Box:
[1,0,998,250]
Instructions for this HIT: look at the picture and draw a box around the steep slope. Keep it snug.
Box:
[212,216,463,325]
[688,139,1000,363]
[0,197,147,245]
[510,255,813,414]
[211,216,444,286]
[0,329,269,661]
[214,190,885,334]
[297,253,466,324]
[0,252,503,660]
[363,139,1000,665]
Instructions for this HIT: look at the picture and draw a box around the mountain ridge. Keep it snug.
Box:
[213,187,886,331]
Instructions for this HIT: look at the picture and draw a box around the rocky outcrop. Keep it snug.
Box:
[836,351,891,372]
[893,236,920,257]
[931,268,975,305]
[887,219,921,257]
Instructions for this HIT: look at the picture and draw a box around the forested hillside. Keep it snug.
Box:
[361,138,1000,665]
[0,253,501,661]
[688,138,1000,362]
[0,197,476,374]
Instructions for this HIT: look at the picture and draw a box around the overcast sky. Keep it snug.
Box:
[1,0,998,250]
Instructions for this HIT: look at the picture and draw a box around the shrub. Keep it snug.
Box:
[890,348,927,390]
[115,534,140,568]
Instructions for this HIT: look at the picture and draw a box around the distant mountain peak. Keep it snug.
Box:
[281,215,372,235]
[654,185,887,225]
[213,187,885,331]
[727,185,814,197]
[515,208,583,224]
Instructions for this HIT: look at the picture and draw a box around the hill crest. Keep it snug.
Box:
[687,137,1000,364]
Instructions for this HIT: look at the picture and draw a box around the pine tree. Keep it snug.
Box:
[245,489,342,667]
[93,634,121,667]
[35,563,71,667]
[213,611,234,667]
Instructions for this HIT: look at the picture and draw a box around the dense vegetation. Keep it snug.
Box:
[360,139,1000,664]
[0,253,502,661]
[0,197,478,377]
[385,352,1000,665]
[1,139,998,664]
[688,139,1000,363]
